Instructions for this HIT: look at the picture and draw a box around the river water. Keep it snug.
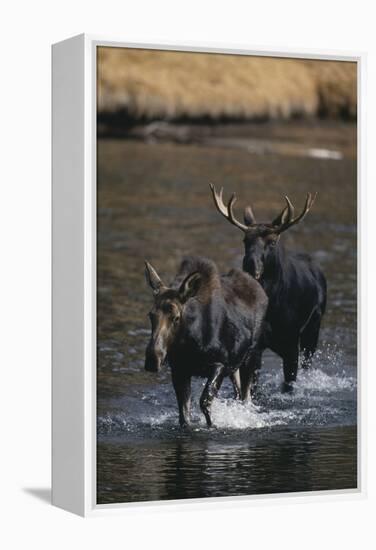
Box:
[97,123,357,505]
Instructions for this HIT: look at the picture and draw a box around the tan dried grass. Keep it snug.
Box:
[97,47,356,120]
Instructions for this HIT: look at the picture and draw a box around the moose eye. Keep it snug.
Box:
[172,314,180,325]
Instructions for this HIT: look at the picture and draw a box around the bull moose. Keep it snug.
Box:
[144,256,268,427]
[210,184,327,391]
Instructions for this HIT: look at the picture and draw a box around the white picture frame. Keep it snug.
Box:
[52,33,366,517]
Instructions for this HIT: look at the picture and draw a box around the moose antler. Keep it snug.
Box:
[209,183,249,232]
[273,193,317,233]
[210,184,317,234]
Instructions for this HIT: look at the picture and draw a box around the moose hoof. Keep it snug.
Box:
[201,411,212,428]
[179,424,192,432]
[179,417,192,430]
[281,381,295,394]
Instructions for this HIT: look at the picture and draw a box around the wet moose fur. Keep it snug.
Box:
[144,256,268,428]
[210,184,327,390]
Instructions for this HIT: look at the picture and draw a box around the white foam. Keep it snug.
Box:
[98,412,129,432]
[294,368,356,393]
[98,357,357,434]
[209,399,295,430]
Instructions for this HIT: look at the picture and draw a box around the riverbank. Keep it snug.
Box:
[97,119,357,161]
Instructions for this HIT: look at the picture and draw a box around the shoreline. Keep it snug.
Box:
[97,119,357,160]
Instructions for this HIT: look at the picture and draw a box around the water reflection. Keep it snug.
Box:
[97,426,356,504]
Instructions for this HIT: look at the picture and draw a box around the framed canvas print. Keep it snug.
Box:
[52,34,365,516]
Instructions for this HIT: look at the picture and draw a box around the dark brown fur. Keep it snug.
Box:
[145,256,268,427]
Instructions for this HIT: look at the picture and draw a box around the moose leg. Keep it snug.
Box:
[240,349,262,402]
[282,345,299,392]
[250,349,262,399]
[229,370,241,400]
[300,310,322,369]
[171,369,192,428]
[200,363,225,428]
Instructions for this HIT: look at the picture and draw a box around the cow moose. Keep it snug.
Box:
[144,256,268,427]
[210,184,327,391]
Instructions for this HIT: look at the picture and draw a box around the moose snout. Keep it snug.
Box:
[243,256,263,281]
[144,342,166,373]
[144,352,162,372]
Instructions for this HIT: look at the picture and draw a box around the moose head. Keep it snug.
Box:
[144,261,201,372]
[210,184,316,282]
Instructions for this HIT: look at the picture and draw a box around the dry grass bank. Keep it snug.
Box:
[97,47,356,121]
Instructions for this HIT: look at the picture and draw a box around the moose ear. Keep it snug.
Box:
[244,205,256,226]
[145,261,165,296]
[178,272,202,303]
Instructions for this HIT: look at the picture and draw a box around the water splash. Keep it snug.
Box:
[98,351,356,436]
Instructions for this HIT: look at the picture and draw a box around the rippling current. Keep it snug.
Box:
[97,124,357,505]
